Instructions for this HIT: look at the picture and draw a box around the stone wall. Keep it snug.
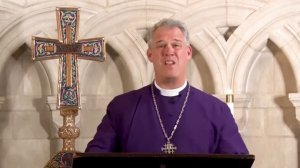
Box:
[1,0,300,167]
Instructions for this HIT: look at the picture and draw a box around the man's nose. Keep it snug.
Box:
[163,44,174,56]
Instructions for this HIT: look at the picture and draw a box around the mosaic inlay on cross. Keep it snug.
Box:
[32,7,105,152]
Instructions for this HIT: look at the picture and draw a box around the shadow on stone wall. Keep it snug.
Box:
[190,45,215,94]
[0,43,58,167]
[106,43,135,92]
[0,43,55,167]
[268,40,300,168]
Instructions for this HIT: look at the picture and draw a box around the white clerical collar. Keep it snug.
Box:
[154,81,187,97]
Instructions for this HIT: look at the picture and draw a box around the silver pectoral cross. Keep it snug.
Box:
[161,141,177,154]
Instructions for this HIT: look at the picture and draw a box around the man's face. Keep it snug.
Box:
[147,26,192,84]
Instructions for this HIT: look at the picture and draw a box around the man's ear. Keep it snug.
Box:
[147,48,153,62]
[187,45,192,59]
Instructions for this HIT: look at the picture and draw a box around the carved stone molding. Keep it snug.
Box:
[0,97,5,101]
[0,97,5,109]
[216,93,251,132]
[233,94,252,132]
[288,93,300,121]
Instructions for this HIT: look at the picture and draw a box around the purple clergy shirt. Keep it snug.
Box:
[85,84,249,154]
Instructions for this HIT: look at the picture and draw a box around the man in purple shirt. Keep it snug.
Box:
[85,18,249,154]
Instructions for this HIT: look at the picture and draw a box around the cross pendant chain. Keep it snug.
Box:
[151,83,191,154]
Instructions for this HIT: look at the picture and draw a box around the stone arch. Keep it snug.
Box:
[0,2,110,96]
[172,0,265,93]
[227,0,300,93]
[0,8,58,96]
[3,0,292,95]
[268,23,300,92]
[79,0,265,94]
[79,1,183,90]
[0,1,184,95]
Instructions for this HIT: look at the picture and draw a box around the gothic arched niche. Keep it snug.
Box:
[79,43,129,96]
[0,43,51,97]
[228,1,300,93]
[188,45,215,94]
[246,40,297,95]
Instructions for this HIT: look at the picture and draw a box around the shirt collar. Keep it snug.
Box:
[154,80,187,97]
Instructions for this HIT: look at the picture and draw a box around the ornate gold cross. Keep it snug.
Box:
[32,7,105,152]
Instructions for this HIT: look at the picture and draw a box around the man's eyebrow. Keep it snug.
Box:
[155,39,183,43]
[155,40,164,44]
[174,39,183,42]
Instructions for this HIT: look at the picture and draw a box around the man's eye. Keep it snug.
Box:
[156,44,165,48]
[173,43,182,48]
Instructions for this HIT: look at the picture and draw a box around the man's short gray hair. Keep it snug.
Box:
[146,18,190,48]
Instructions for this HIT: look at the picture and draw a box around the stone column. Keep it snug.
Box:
[215,93,251,132]
[234,94,252,132]
[289,93,300,121]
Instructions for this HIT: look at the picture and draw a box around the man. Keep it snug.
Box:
[85,18,249,154]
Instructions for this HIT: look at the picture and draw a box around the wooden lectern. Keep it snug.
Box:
[67,153,254,168]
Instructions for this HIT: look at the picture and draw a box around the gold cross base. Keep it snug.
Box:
[58,109,80,152]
